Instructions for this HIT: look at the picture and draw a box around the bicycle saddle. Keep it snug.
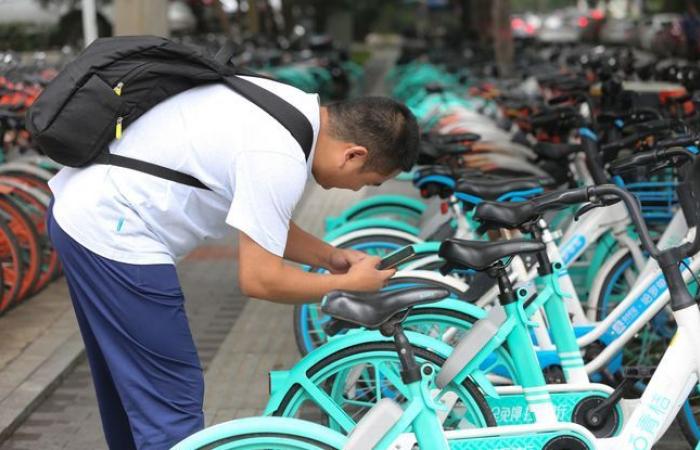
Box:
[473,200,537,229]
[533,142,581,160]
[439,239,545,271]
[455,177,545,201]
[321,288,449,329]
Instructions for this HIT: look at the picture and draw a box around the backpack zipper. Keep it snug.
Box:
[115,116,123,139]
[112,61,156,97]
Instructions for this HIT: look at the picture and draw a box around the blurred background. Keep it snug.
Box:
[3,1,700,72]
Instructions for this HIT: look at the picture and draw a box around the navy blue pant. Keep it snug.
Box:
[47,208,204,449]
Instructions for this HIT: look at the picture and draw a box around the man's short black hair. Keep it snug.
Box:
[326,97,420,174]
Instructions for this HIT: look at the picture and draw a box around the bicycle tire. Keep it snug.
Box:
[0,172,53,200]
[0,176,59,290]
[595,253,672,370]
[678,397,700,447]
[0,195,41,302]
[270,341,497,432]
[0,216,24,313]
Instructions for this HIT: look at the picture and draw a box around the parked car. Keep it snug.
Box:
[638,14,686,57]
[536,10,581,44]
[578,8,605,42]
[0,0,196,50]
[599,17,638,45]
[511,13,540,40]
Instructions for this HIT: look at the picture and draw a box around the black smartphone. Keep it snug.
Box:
[377,245,416,270]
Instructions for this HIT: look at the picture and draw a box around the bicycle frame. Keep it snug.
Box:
[595,304,700,449]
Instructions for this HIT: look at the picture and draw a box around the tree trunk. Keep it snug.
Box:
[247,0,260,35]
[492,0,513,77]
[114,0,168,36]
[471,0,491,46]
[213,0,234,38]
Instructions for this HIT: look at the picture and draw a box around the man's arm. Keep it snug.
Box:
[239,231,394,304]
[283,221,334,269]
[284,221,366,273]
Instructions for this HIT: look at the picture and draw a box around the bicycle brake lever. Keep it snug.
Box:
[574,202,599,221]
[647,160,674,176]
[574,196,621,221]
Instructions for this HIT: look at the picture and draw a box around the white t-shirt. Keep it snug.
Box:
[49,76,320,265]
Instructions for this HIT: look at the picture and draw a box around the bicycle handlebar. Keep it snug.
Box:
[609,147,695,173]
[600,131,653,154]
[529,187,590,214]
[431,132,481,145]
[579,132,610,185]
[656,135,700,149]
[587,185,659,257]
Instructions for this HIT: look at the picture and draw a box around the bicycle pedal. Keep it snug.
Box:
[623,366,655,380]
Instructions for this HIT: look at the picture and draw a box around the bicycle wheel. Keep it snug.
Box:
[172,417,344,450]
[0,195,41,302]
[0,216,24,313]
[0,176,59,289]
[269,342,496,434]
[595,253,672,371]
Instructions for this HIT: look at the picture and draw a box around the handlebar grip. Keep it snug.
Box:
[531,187,590,213]
[530,113,559,127]
[657,135,699,149]
[625,118,674,134]
[434,132,481,144]
[600,132,648,154]
[437,144,473,155]
[548,94,574,105]
[609,150,659,173]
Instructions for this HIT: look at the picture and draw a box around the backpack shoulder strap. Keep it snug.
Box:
[223,75,314,160]
[94,152,211,190]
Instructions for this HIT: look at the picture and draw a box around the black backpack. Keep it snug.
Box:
[26,36,314,190]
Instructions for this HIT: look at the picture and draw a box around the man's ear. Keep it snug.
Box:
[341,145,368,168]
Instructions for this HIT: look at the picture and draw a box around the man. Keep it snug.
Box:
[46,74,420,450]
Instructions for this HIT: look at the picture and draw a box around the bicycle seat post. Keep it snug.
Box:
[488,263,517,306]
[380,317,422,384]
[524,222,554,276]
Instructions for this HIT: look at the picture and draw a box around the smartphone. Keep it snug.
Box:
[377,245,416,270]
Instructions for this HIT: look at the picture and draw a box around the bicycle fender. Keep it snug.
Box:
[324,218,421,241]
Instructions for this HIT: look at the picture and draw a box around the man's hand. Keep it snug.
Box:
[328,248,366,274]
[344,256,396,291]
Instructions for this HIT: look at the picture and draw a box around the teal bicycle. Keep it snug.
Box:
[174,175,700,450]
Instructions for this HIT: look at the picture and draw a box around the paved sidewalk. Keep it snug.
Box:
[0,232,248,450]
[0,281,81,444]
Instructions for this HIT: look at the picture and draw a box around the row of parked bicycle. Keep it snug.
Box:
[0,157,61,315]
[171,47,700,448]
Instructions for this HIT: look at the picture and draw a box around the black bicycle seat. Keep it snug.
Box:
[439,239,545,271]
[455,177,545,201]
[321,288,450,329]
[473,201,537,229]
[533,142,581,160]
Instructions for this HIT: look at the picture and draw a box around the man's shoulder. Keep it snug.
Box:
[238,76,320,119]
